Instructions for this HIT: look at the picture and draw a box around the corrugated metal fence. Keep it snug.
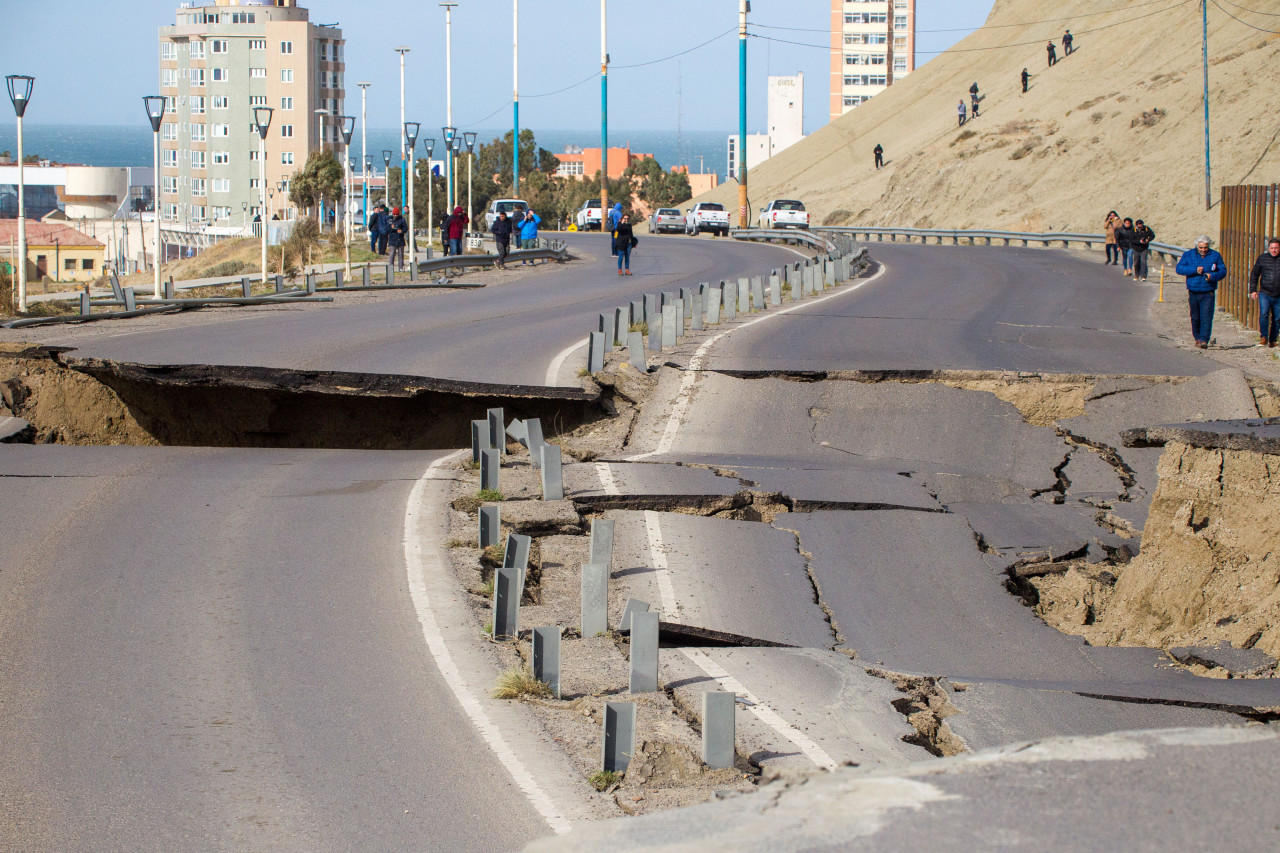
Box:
[1220,184,1280,329]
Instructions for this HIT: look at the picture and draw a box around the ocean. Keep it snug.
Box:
[0,124,734,179]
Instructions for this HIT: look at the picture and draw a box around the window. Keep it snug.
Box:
[190,41,206,59]
[249,39,266,51]
[280,96,293,110]
[232,12,256,24]
[191,68,205,87]
[213,205,232,219]
[280,69,293,83]
[212,96,228,110]
[191,150,206,169]
[281,152,294,165]
[249,149,259,161]
[162,150,178,168]
[895,16,908,28]
[191,205,206,221]
[280,41,293,54]
[212,178,231,193]
[319,71,328,89]
[250,177,260,188]
[318,43,328,61]
[280,125,293,138]
[211,40,228,54]
[894,57,908,71]
[190,96,205,115]
[161,43,177,60]
[190,123,207,142]
[82,259,95,271]
[213,151,229,165]
[249,95,267,107]
[165,96,176,112]
[163,203,179,222]
[161,68,177,87]
[250,67,266,79]
[212,68,229,82]
[192,178,207,197]
[212,124,229,137]
[64,258,77,271]
[162,123,178,141]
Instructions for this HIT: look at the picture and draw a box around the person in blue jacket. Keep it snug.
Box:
[607,202,624,256]
[1176,235,1228,349]
[517,209,541,265]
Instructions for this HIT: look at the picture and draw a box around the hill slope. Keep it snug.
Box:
[698,0,1280,243]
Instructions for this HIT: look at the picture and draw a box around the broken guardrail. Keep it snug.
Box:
[729,227,840,254]
[816,226,1188,263]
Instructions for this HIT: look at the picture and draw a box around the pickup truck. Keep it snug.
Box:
[758,199,809,230]
[575,198,603,231]
[484,198,529,231]
[684,202,730,237]
[648,208,684,234]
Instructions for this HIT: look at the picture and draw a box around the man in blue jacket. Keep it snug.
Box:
[1176,235,1228,349]
[517,209,541,265]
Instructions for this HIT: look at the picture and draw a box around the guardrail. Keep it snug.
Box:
[814,226,1187,263]
[729,228,840,254]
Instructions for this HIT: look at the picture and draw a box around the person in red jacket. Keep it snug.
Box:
[446,206,468,256]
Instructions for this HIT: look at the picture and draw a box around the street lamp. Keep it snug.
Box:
[441,125,456,212]
[241,200,248,233]
[395,46,411,208]
[404,121,420,267]
[358,81,371,239]
[424,138,436,254]
[268,187,274,222]
[7,75,34,313]
[441,4,457,218]
[464,131,477,240]
[253,105,273,284]
[315,108,329,229]
[142,93,165,299]
[340,115,355,274]
[382,150,393,208]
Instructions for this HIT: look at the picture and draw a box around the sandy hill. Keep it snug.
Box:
[695,0,1280,244]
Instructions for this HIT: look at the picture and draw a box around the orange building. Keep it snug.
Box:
[553,146,654,181]
[671,165,719,197]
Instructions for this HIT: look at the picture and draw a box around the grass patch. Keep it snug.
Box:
[589,770,623,792]
[1130,108,1166,128]
[445,538,472,549]
[1009,136,1042,161]
[477,488,504,503]
[628,322,649,336]
[577,367,593,378]
[951,129,978,146]
[481,543,506,566]
[822,209,855,227]
[492,665,553,700]
[476,577,495,598]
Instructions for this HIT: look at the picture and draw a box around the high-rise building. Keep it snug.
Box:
[158,0,345,230]
[829,0,916,122]
[727,74,805,181]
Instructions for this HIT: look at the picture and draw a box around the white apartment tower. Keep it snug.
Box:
[830,0,916,121]
[727,74,805,181]
[158,0,345,229]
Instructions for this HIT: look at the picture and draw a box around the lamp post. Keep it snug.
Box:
[7,75,34,313]
[382,150,393,208]
[396,46,410,209]
[142,93,165,299]
[600,0,609,225]
[404,121,419,268]
[253,106,273,284]
[441,125,456,214]
[340,116,355,268]
[513,0,520,197]
[737,0,749,228]
[268,187,275,222]
[241,200,248,232]
[314,108,329,228]
[358,81,371,236]
[441,4,457,213]
[424,138,435,254]
[464,131,477,239]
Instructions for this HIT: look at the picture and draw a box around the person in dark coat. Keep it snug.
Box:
[440,213,452,256]
[1047,41,1058,67]
[447,206,468,257]
[969,82,980,117]
[873,144,884,169]
[387,206,407,270]
[1177,236,1227,349]
[1063,30,1074,56]
[377,203,391,255]
[1021,68,1031,93]
[1249,237,1280,347]
[1131,219,1155,281]
[613,213,636,275]
[368,206,382,253]
[491,210,513,269]
[1114,217,1136,277]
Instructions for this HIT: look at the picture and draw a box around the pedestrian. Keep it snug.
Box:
[447,205,468,257]
[1104,211,1120,265]
[1248,237,1280,347]
[958,99,967,127]
[873,143,884,169]
[1131,219,1155,281]
[1115,216,1136,277]
[1063,30,1074,56]
[517,209,542,265]
[1047,41,1058,67]
[440,212,452,256]
[491,209,513,269]
[969,82,980,117]
[1021,68,1031,93]
[1176,235,1227,349]
[387,206,407,271]
[376,203,391,256]
[607,202,623,256]
[613,213,635,275]
[367,205,382,253]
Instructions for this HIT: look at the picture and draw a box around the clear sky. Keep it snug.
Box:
[2,1,994,132]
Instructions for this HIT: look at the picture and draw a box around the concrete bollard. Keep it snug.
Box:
[751,276,764,310]
[334,269,344,288]
[691,293,704,330]
[409,261,418,282]
[479,505,500,548]
[614,306,627,347]
[661,305,677,350]
[122,287,136,312]
[79,292,91,316]
[581,562,609,636]
[505,417,529,448]
[165,276,175,300]
[791,270,804,301]
[644,293,658,322]
[769,272,782,306]
[541,443,564,500]
[629,611,659,693]
[825,260,836,288]
[675,301,685,340]
[706,287,722,324]
[620,597,650,632]
[602,702,637,773]
[306,273,316,294]
[488,408,506,455]
[274,273,284,293]
[492,566,521,639]
[681,287,693,319]
[504,531,531,572]
[471,419,491,462]
[722,282,736,320]
[598,314,613,352]
[481,449,501,491]
[662,290,677,310]
[241,276,252,297]
[525,418,545,470]
[532,626,561,698]
[590,517,616,568]
[701,691,736,769]
[737,277,750,314]
[627,330,648,372]
[386,263,394,285]
[362,265,371,287]
[648,316,662,352]
[630,298,644,327]
[588,331,606,374]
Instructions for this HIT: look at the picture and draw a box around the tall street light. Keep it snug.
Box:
[513,0,520,198]
[396,47,410,209]
[253,106,273,285]
[599,1,609,225]
[464,131,477,240]
[404,121,420,268]
[441,126,456,213]
[423,138,436,254]
[7,75,34,314]
[737,0,749,228]
[441,4,457,212]
[315,108,329,228]
[382,150,393,206]
[358,81,371,232]
[143,94,165,298]
[340,115,355,276]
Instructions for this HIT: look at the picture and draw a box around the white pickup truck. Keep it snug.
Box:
[684,202,730,237]
[575,198,603,231]
[758,199,809,230]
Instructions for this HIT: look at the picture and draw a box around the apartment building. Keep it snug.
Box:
[829,0,916,121]
[728,74,805,181]
[158,0,345,229]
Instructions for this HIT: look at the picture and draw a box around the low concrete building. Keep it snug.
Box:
[0,163,142,220]
[553,146,654,181]
[0,220,105,283]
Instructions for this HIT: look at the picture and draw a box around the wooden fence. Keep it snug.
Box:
[1219,184,1280,330]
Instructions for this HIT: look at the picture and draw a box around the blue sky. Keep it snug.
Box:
[3,1,994,132]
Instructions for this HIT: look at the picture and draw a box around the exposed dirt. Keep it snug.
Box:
[867,669,968,758]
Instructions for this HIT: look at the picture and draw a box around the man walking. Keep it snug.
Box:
[1249,237,1280,347]
[1131,219,1155,281]
[517,209,542,265]
[957,99,967,127]
[376,203,391,256]
[1063,30,1074,56]
[491,209,513,269]
[387,206,407,271]
[446,206,468,257]
[969,82,980,117]
[1176,235,1227,349]
[1021,68,1031,94]
[1047,41,1058,67]
[368,205,383,253]
[873,143,884,169]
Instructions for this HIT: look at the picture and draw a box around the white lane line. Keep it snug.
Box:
[594,462,620,496]
[628,261,889,460]
[404,453,572,835]
[642,511,836,771]
[544,337,589,387]
[681,648,839,771]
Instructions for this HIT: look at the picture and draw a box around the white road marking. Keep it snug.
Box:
[404,452,572,835]
[594,462,620,495]
[629,260,889,461]
[544,337,589,387]
[642,511,837,771]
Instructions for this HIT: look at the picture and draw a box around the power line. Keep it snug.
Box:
[1216,0,1280,16]
[1211,0,1280,32]
[614,27,736,68]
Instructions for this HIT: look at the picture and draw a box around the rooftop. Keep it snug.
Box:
[0,221,103,248]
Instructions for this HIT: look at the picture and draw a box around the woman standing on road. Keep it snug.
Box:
[1104,211,1120,265]
[1115,217,1136,277]
[613,213,635,275]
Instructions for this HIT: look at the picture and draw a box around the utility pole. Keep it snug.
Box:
[513,0,520,197]
[1201,0,1212,211]
[442,3,457,212]
[359,82,371,230]
[396,47,410,208]
[600,0,609,224]
[737,0,748,228]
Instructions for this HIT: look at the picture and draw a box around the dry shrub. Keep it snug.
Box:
[999,120,1035,136]
[1131,108,1167,128]
[951,129,978,147]
[1076,94,1115,111]
[0,263,12,316]
[492,665,553,700]
[822,209,855,226]
[1009,136,1043,161]
[1090,111,1105,124]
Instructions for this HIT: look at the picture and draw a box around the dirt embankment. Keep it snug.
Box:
[1035,440,1280,663]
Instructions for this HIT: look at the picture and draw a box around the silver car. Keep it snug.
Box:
[649,207,684,234]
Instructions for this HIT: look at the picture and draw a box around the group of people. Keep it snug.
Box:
[1104,211,1157,281]
[1047,30,1073,67]
[488,208,542,269]
[958,82,981,126]
[366,202,409,270]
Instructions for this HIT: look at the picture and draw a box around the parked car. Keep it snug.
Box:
[575,198,603,231]
[648,208,684,234]
[484,198,529,231]
[758,199,810,230]
[685,202,730,237]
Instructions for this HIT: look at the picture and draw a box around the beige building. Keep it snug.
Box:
[0,220,105,284]
[158,0,345,229]
[829,0,916,121]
